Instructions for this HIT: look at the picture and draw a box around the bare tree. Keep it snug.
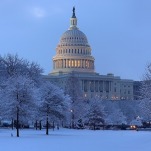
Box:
[0,54,43,84]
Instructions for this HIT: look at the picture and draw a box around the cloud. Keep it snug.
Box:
[31,7,46,18]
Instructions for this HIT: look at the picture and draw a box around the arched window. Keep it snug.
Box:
[69,49,70,53]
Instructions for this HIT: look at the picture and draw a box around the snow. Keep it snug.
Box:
[0,128,151,151]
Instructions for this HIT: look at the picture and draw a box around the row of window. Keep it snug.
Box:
[82,80,131,94]
[84,93,132,100]
[62,37,85,40]
[59,44,89,47]
[83,81,111,92]
[57,49,91,55]
[54,59,94,69]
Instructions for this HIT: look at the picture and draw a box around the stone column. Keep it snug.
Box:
[71,59,73,67]
[85,60,87,68]
[89,61,91,69]
[66,59,68,68]
[64,59,66,68]
[61,59,63,68]
[92,61,94,69]
[62,59,64,68]
[59,60,61,68]
[78,59,82,68]
[56,60,58,69]
[55,61,56,69]
[80,59,82,68]
[83,59,85,68]
[58,60,60,68]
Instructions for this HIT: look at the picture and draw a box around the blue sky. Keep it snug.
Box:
[0,0,151,80]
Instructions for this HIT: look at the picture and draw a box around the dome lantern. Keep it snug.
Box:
[70,7,78,30]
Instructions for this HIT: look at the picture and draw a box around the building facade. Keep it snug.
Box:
[46,7,134,100]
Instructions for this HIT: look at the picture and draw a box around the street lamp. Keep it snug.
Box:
[70,109,74,128]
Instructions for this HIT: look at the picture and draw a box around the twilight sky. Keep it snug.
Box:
[0,0,151,81]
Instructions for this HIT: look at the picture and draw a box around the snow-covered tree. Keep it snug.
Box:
[140,63,151,99]
[84,98,106,130]
[38,82,70,135]
[0,54,43,136]
[105,104,127,125]
[116,100,138,124]
[0,75,37,137]
[64,74,86,127]
[137,99,151,122]
[138,64,151,122]
[130,117,142,127]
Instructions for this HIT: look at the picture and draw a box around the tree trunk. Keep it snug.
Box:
[46,116,49,135]
[53,121,55,131]
[11,118,14,130]
[61,121,63,127]
[16,109,19,137]
[35,120,38,130]
[93,123,96,130]
[39,121,42,130]
[71,111,74,129]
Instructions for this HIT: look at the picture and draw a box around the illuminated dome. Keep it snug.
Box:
[50,7,95,75]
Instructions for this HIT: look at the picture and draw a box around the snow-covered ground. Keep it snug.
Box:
[0,128,151,151]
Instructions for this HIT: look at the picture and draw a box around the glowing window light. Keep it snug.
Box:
[86,60,88,67]
[78,60,80,67]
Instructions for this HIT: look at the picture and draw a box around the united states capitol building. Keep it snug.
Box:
[45,8,134,100]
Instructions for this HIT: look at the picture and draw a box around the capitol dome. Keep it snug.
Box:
[51,7,95,75]
[58,29,90,47]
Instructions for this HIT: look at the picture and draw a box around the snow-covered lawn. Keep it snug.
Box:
[0,128,151,151]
